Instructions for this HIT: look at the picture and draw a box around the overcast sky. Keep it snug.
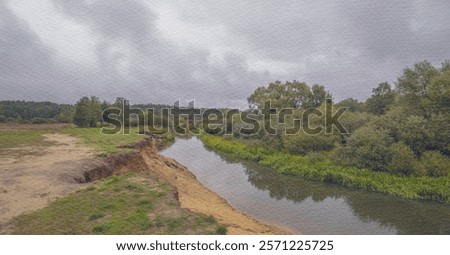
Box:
[1,0,449,108]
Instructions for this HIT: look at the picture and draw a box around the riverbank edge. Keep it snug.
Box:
[199,135,450,204]
[142,138,294,234]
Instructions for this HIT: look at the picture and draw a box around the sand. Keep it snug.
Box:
[0,134,97,233]
[142,141,292,234]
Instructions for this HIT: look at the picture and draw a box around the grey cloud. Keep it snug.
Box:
[1,0,449,107]
[0,2,68,101]
[54,0,155,47]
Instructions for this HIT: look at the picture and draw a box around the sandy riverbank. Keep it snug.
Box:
[142,140,293,235]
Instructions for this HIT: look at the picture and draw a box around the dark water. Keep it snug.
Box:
[161,137,450,234]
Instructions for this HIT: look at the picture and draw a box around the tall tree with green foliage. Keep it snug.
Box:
[73,96,102,127]
[247,80,330,109]
[428,69,450,114]
[305,84,331,108]
[365,82,396,115]
[73,97,90,127]
[335,98,365,112]
[395,61,439,117]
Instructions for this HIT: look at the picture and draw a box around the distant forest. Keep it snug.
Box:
[0,101,73,124]
[0,99,169,125]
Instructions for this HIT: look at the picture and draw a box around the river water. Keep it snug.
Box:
[161,137,450,234]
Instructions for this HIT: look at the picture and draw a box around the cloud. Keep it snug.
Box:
[1,0,449,108]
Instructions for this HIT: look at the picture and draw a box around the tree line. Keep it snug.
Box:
[0,101,73,124]
[0,97,169,127]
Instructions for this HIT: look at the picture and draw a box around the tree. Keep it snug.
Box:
[396,61,439,97]
[305,84,331,108]
[441,60,450,73]
[88,96,102,127]
[16,115,23,124]
[395,61,439,117]
[73,97,90,127]
[248,81,298,109]
[73,96,102,127]
[365,82,396,115]
[286,81,311,108]
[247,81,330,110]
[337,111,372,135]
[428,70,450,114]
[333,125,393,172]
[335,98,365,112]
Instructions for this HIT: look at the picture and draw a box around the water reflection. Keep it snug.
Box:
[161,137,450,234]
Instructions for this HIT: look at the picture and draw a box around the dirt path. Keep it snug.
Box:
[0,134,97,233]
[142,142,292,235]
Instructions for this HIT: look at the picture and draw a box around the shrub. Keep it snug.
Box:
[338,111,373,134]
[387,143,419,176]
[334,125,393,171]
[421,151,450,177]
[216,225,227,235]
[397,115,430,155]
[282,133,339,155]
[31,117,47,124]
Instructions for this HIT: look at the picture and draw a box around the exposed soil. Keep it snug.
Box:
[0,134,97,233]
[141,140,292,235]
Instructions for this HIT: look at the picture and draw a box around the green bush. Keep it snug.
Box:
[338,111,373,134]
[334,125,393,171]
[398,115,430,155]
[421,151,450,177]
[387,143,419,176]
[31,117,48,124]
[215,225,227,235]
[282,133,339,155]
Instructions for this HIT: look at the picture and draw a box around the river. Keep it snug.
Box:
[161,137,450,234]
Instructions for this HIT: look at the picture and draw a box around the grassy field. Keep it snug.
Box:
[0,130,56,150]
[13,173,226,234]
[62,127,177,155]
[61,127,146,155]
[0,129,59,157]
[0,126,146,157]
[200,135,450,203]
[0,124,175,156]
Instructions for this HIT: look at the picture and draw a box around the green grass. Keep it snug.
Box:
[0,125,171,156]
[62,127,146,155]
[0,126,146,156]
[0,129,58,157]
[0,130,55,150]
[13,173,225,234]
[200,135,450,203]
